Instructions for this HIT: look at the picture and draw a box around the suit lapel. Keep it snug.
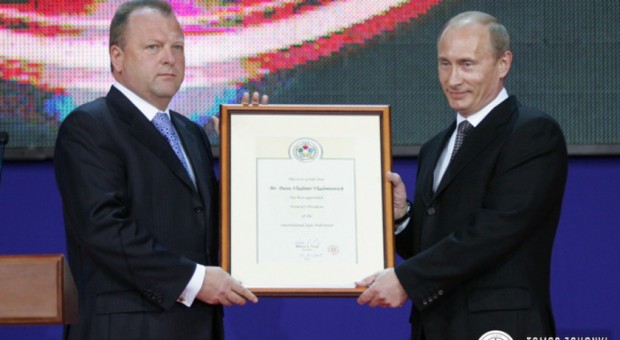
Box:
[106,87,196,191]
[172,115,217,206]
[432,96,518,200]
[420,126,453,206]
[171,112,205,191]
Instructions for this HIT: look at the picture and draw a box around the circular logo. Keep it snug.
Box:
[327,244,339,255]
[289,138,322,163]
[479,330,513,340]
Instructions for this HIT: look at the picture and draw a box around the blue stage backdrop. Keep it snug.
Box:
[0,158,618,339]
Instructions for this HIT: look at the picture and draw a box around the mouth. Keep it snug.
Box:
[157,73,176,78]
[447,90,468,99]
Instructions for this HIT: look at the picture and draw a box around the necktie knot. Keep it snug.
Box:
[451,120,474,160]
[153,111,172,132]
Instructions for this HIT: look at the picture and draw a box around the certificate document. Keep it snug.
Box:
[257,155,357,264]
[220,105,394,296]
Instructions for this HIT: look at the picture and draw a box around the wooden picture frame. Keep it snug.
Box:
[220,104,394,296]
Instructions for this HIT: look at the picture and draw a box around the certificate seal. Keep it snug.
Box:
[327,244,340,255]
[289,138,322,163]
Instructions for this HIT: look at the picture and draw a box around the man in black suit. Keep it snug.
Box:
[54,1,265,339]
[358,11,568,340]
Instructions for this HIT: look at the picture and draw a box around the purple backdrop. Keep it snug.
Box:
[0,157,618,339]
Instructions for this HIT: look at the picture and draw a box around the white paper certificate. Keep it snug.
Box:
[220,105,394,295]
[257,157,357,264]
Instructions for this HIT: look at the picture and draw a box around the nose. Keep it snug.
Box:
[447,67,462,86]
[161,46,176,64]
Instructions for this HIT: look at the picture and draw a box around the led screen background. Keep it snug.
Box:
[1,0,618,159]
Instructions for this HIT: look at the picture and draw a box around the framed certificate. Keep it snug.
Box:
[219,104,394,296]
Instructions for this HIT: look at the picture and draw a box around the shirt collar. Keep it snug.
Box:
[113,81,169,121]
[455,88,508,127]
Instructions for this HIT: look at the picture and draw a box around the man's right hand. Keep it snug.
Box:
[196,266,258,307]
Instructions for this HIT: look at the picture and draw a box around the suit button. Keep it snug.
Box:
[422,299,428,305]
[427,207,436,215]
[194,207,204,214]
[438,290,444,296]
[432,293,438,299]
[145,289,158,300]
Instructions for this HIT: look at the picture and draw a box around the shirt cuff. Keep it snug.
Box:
[177,263,205,307]
[394,217,411,234]
[394,200,412,234]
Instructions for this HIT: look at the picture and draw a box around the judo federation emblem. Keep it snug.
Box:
[290,138,322,163]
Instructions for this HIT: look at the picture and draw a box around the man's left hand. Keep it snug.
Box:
[210,91,268,135]
[356,268,408,308]
[241,91,269,105]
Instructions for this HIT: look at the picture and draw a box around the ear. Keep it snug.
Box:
[498,50,512,79]
[110,45,124,73]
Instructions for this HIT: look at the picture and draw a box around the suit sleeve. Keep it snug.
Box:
[54,109,196,310]
[394,115,568,310]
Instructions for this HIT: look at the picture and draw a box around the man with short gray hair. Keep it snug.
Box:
[358,11,567,340]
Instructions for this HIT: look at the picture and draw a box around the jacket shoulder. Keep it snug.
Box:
[513,104,562,129]
[63,97,109,123]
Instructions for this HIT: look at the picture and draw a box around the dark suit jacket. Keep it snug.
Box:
[54,86,222,340]
[394,96,568,340]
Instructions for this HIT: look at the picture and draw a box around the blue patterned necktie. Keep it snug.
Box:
[152,112,195,184]
[451,120,474,160]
